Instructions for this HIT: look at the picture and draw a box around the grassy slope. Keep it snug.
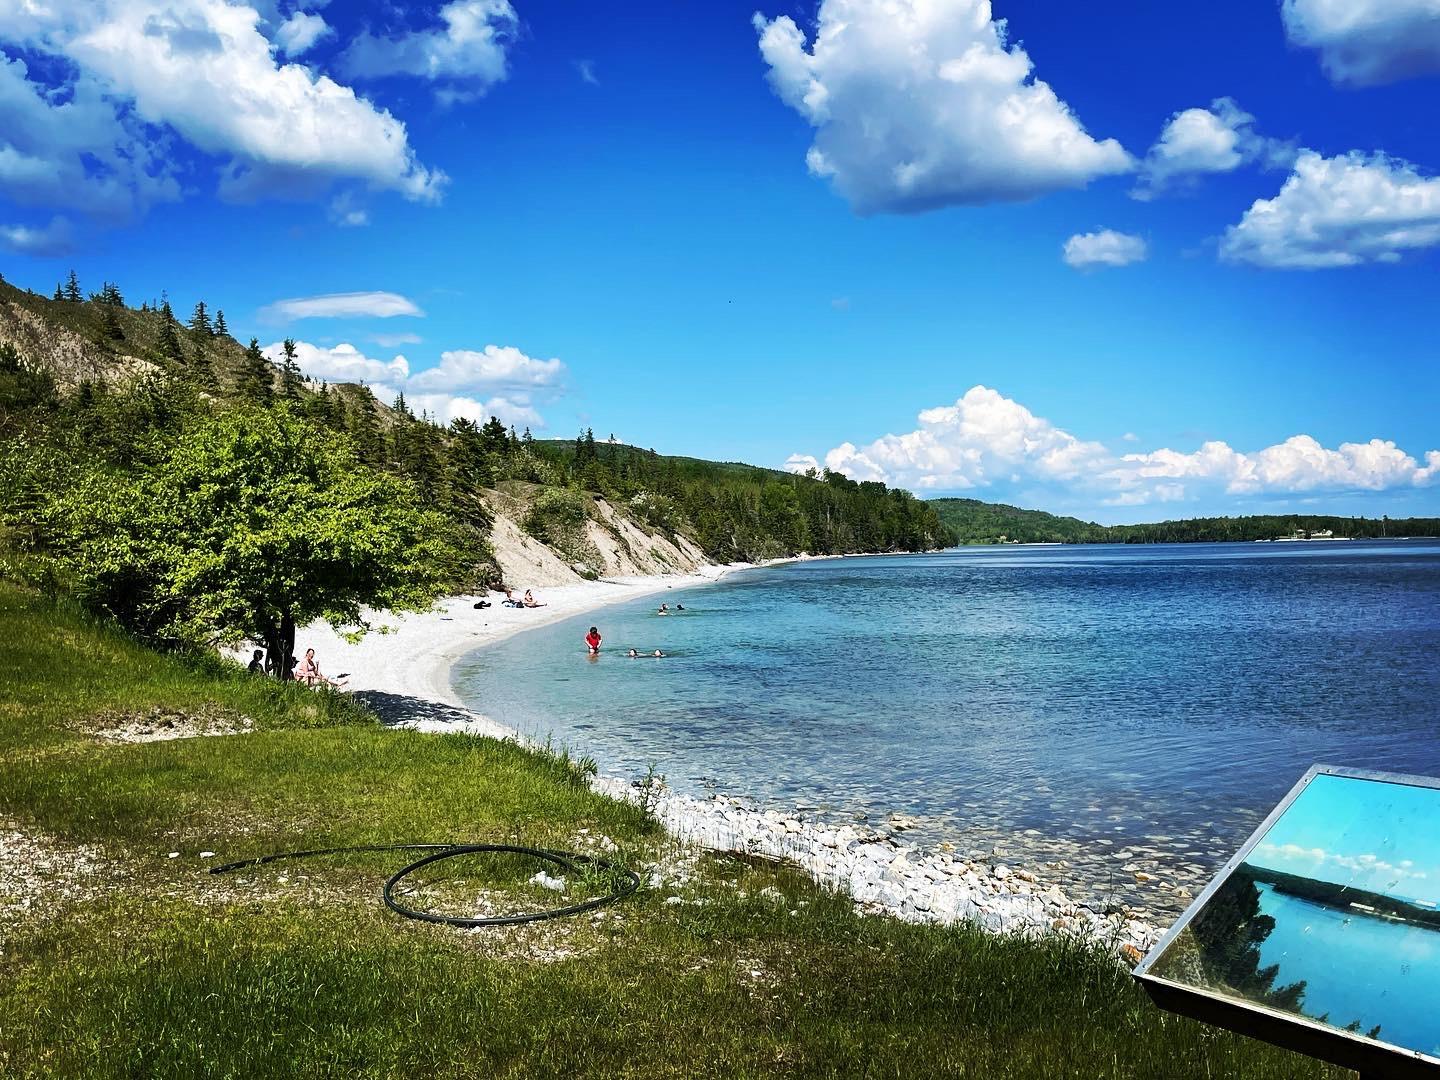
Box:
[0,583,1342,1078]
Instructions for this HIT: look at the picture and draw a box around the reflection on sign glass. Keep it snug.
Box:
[1149,773,1440,1059]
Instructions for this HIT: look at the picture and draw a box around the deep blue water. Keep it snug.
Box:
[454,541,1440,903]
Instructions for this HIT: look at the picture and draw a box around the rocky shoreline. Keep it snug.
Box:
[591,775,1164,959]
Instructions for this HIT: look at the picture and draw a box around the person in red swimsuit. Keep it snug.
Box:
[585,626,602,654]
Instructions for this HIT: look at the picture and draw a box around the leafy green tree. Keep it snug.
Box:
[41,406,457,674]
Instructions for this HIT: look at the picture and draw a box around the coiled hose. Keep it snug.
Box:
[209,843,640,927]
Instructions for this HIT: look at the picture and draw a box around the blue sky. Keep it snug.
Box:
[1249,774,1440,906]
[2,0,1438,522]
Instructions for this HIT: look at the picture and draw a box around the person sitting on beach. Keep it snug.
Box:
[247,649,265,674]
[501,589,522,608]
[523,589,545,608]
[298,648,347,688]
[585,626,602,655]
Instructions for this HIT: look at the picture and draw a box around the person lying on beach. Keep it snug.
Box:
[501,590,523,607]
[523,590,545,608]
[585,626,602,654]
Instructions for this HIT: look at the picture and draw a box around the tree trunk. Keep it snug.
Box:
[280,610,295,682]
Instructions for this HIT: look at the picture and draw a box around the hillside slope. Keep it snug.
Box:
[0,275,949,619]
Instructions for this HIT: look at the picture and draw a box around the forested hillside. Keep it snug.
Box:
[0,271,950,657]
[931,497,1440,545]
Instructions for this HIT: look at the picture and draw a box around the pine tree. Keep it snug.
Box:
[279,337,303,400]
[53,284,63,302]
[189,301,212,337]
[159,293,175,323]
[213,309,229,338]
[236,337,273,404]
[157,316,184,364]
[480,416,510,456]
[100,281,124,306]
[103,303,124,341]
[63,270,82,303]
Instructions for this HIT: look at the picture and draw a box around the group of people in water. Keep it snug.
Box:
[247,647,347,688]
[585,597,689,659]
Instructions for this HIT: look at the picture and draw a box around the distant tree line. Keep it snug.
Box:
[930,498,1439,546]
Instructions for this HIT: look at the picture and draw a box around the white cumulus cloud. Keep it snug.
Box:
[1062,229,1147,269]
[340,0,517,98]
[1283,0,1440,85]
[261,291,425,321]
[788,385,1439,507]
[277,339,563,430]
[275,10,330,56]
[752,0,1132,214]
[263,341,410,385]
[407,345,565,394]
[1220,150,1440,269]
[1133,97,1289,200]
[0,52,179,224]
[0,215,76,256]
[0,0,443,226]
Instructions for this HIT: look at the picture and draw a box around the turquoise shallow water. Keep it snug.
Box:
[454,540,1440,907]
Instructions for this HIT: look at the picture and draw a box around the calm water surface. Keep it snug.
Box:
[455,541,1440,909]
[1255,883,1440,1056]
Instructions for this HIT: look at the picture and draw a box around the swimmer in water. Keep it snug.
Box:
[627,648,639,658]
[652,649,665,657]
[584,626,602,654]
[657,603,669,615]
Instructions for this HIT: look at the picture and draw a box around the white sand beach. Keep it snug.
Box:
[292,565,743,739]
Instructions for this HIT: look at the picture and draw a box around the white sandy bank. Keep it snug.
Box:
[292,565,743,739]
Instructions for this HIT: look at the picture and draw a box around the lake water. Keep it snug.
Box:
[454,541,1440,914]
[1255,882,1440,1057]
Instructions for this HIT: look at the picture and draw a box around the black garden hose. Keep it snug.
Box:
[209,843,640,927]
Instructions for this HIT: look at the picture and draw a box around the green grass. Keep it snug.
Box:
[0,582,1349,1078]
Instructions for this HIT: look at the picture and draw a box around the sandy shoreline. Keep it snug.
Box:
[293,564,749,740]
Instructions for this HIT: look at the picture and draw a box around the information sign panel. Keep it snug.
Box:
[1134,766,1440,1077]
